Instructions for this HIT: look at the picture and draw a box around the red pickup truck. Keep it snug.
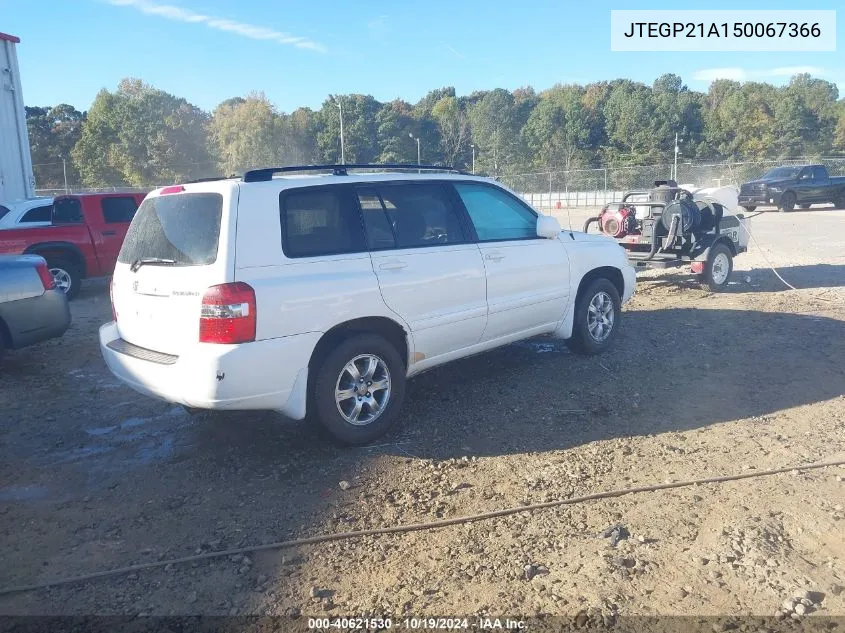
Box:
[0,192,147,299]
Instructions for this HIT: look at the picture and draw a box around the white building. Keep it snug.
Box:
[0,31,35,203]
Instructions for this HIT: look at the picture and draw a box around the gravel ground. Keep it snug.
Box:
[1,209,844,619]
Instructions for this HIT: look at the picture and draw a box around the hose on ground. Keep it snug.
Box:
[0,457,843,597]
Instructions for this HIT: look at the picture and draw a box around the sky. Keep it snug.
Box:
[2,0,843,113]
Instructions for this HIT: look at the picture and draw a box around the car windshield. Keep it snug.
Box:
[762,167,802,179]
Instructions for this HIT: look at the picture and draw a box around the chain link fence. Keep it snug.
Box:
[503,157,845,209]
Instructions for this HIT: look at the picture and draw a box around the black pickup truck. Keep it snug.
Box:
[738,164,845,212]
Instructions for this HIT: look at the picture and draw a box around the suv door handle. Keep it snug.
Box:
[485,252,505,262]
[379,261,408,271]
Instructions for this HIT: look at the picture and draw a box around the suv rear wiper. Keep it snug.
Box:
[130,257,177,272]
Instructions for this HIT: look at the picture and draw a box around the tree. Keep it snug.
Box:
[375,100,416,163]
[602,81,657,163]
[316,94,381,163]
[26,104,84,188]
[522,85,590,171]
[431,96,469,167]
[72,79,212,187]
[209,93,286,174]
[467,89,522,175]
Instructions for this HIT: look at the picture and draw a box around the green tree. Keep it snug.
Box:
[375,99,416,163]
[522,85,590,171]
[316,94,381,163]
[209,93,286,174]
[602,81,657,163]
[467,88,522,175]
[72,79,212,187]
[26,104,84,188]
[431,96,469,167]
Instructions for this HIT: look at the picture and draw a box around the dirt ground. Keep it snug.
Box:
[1,208,844,621]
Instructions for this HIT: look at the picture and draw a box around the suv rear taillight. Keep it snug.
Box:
[199,282,256,344]
[36,262,54,291]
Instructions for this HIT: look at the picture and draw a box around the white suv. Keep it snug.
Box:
[100,166,636,444]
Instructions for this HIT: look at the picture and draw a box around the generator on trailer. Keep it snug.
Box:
[584,180,748,291]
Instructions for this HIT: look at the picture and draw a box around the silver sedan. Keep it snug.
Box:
[0,254,71,356]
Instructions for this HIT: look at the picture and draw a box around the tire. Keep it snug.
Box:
[798,204,812,209]
[778,192,796,213]
[703,243,733,292]
[565,278,622,356]
[834,193,845,210]
[47,258,81,300]
[741,206,756,213]
[312,333,406,445]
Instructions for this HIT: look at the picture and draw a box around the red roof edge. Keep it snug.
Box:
[0,32,21,43]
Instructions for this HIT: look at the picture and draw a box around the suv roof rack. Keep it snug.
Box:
[242,164,468,183]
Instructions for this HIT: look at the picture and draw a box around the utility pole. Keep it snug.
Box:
[673,132,680,182]
[61,156,68,194]
[409,133,421,171]
[471,144,476,174]
[330,94,345,164]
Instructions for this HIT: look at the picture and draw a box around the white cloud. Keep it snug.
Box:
[692,67,747,82]
[105,0,326,52]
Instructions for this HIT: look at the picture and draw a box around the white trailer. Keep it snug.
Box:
[0,32,35,203]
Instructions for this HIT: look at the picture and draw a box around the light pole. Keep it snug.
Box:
[673,132,681,182]
[60,156,68,194]
[330,94,345,164]
[471,144,476,174]
[408,132,421,166]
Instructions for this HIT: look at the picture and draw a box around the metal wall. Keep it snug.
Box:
[0,33,35,203]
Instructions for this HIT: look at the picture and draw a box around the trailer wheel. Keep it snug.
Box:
[778,192,796,213]
[703,244,733,292]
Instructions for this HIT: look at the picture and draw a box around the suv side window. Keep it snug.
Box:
[358,183,466,250]
[453,182,537,241]
[21,204,53,223]
[280,186,366,258]
[102,196,139,223]
[812,166,827,181]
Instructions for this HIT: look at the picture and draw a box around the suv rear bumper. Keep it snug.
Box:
[99,321,319,418]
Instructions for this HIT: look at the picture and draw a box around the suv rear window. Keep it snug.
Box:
[118,193,223,266]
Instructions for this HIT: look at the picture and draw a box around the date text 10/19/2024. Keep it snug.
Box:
[623,22,821,38]
[307,617,526,630]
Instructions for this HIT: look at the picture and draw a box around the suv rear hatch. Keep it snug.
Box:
[111,183,237,355]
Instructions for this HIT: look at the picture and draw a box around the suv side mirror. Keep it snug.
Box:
[536,215,561,239]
